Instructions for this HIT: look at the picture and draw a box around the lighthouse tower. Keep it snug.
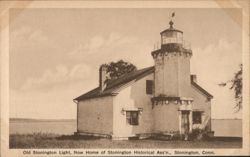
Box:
[152,20,192,98]
[151,19,193,134]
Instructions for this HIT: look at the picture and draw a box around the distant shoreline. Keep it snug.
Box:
[211,119,242,120]
[9,118,76,122]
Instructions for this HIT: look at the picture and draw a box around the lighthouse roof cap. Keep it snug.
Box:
[160,28,183,34]
[160,20,183,34]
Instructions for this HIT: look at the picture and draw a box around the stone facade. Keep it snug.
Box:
[153,50,192,97]
[75,21,213,140]
[112,74,154,139]
[76,73,212,139]
[77,96,114,136]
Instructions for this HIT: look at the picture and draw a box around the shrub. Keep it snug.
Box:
[188,128,204,141]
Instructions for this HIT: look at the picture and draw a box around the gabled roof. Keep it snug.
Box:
[74,66,213,102]
[191,80,213,99]
[74,66,154,101]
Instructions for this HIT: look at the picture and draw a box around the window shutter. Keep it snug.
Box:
[146,80,153,94]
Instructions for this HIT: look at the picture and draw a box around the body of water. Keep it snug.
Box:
[212,119,242,137]
[10,119,242,137]
[10,119,76,135]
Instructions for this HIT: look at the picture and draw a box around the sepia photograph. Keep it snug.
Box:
[1,0,249,156]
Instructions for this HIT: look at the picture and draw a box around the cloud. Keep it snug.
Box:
[106,33,121,45]
[69,64,93,79]
[68,33,138,56]
[21,64,94,90]
[12,64,98,119]
[67,32,153,71]
[191,38,241,84]
[11,26,49,48]
[10,87,78,119]
[89,36,105,50]
[28,29,48,42]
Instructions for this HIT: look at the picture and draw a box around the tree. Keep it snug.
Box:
[219,64,242,111]
[103,59,137,80]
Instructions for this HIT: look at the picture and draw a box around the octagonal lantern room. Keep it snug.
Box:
[160,20,190,50]
[161,21,183,44]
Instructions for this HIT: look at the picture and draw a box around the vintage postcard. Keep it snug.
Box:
[1,0,249,156]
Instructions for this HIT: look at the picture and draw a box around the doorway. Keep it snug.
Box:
[181,111,190,134]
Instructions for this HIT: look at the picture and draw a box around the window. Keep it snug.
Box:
[193,111,202,124]
[126,111,139,125]
[146,80,153,94]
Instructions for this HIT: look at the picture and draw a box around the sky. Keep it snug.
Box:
[9,8,242,119]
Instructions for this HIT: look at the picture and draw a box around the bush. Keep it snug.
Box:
[188,129,204,141]
[171,133,184,140]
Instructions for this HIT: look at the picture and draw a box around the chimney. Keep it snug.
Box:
[191,75,197,83]
[99,64,108,91]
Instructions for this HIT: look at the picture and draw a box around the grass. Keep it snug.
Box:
[9,133,242,149]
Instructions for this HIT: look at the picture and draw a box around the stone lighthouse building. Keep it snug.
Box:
[151,20,194,134]
[74,20,213,140]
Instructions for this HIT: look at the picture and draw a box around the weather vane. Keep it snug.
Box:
[169,12,175,28]
[170,12,175,21]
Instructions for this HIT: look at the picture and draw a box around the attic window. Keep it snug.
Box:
[193,111,202,124]
[126,111,139,125]
[146,80,153,95]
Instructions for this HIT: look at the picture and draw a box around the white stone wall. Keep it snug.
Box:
[77,73,212,138]
[191,85,212,131]
[154,52,191,98]
[77,96,114,135]
[177,54,191,97]
[113,73,154,138]
[152,102,180,133]
[154,54,179,96]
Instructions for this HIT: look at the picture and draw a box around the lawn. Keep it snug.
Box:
[9,133,242,149]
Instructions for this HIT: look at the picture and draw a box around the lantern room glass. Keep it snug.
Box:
[161,31,183,45]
